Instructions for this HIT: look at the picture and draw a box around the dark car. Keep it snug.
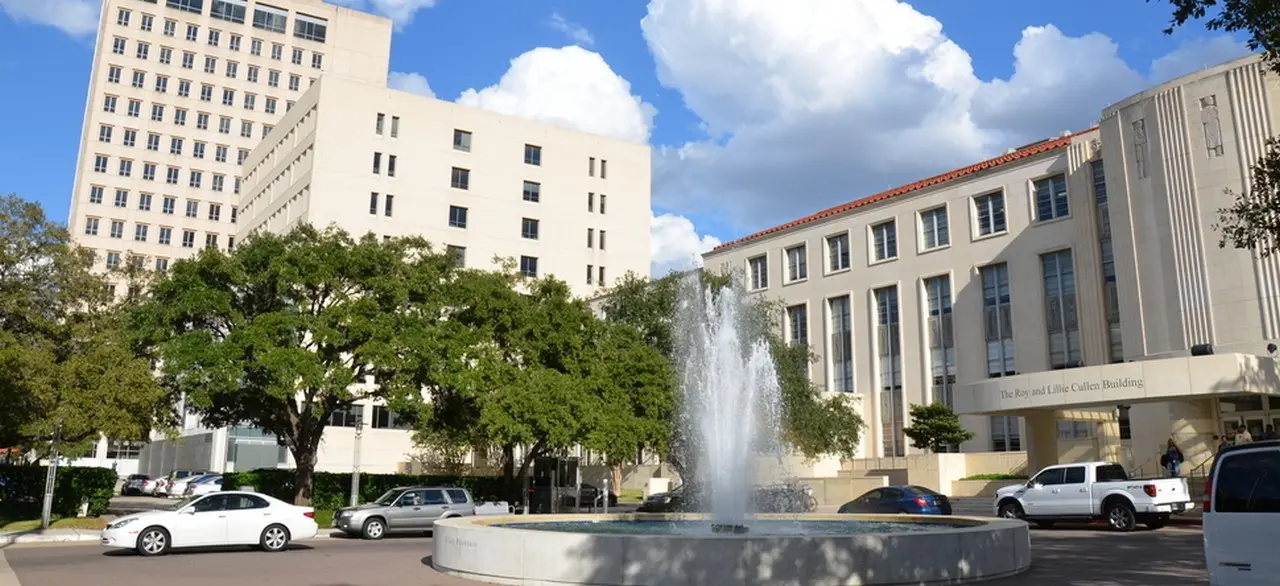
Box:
[837,485,953,515]
[637,489,691,513]
[578,483,618,507]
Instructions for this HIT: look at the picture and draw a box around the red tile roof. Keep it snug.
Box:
[710,127,1098,252]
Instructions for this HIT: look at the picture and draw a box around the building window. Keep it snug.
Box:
[384,195,394,217]
[138,193,152,211]
[973,192,1006,236]
[990,416,1021,452]
[371,406,411,430]
[785,244,807,282]
[787,304,808,348]
[1132,118,1149,179]
[600,230,606,250]
[294,13,328,43]
[827,295,854,393]
[826,233,850,272]
[448,206,468,228]
[132,70,145,88]
[106,440,143,460]
[116,9,131,26]
[748,255,768,290]
[142,14,154,31]
[1057,420,1096,440]
[586,264,594,285]
[98,125,113,143]
[114,189,128,208]
[600,194,607,214]
[524,144,542,166]
[1033,174,1069,222]
[109,221,124,239]
[1093,160,1123,363]
[84,217,100,236]
[89,186,104,204]
[162,197,175,215]
[601,159,608,179]
[134,224,149,242]
[368,192,378,215]
[291,48,303,65]
[389,116,399,138]
[105,251,122,268]
[158,227,172,245]
[875,285,904,457]
[871,220,897,261]
[205,233,219,249]
[1042,249,1081,369]
[522,181,540,202]
[519,256,538,278]
[156,258,170,272]
[181,230,195,248]
[521,218,539,240]
[982,262,1015,377]
[107,66,121,84]
[327,404,362,427]
[446,245,465,268]
[387,155,396,177]
[212,0,246,23]
[253,3,287,33]
[451,167,469,190]
[375,113,385,135]
[920,206,949,249]
[454,129,471,152]
[924,275,956,413]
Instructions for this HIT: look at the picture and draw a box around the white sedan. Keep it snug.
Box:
[101,491,318,556]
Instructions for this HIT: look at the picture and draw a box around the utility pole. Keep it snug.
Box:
[41,422,63,530]
[349,417,364,507]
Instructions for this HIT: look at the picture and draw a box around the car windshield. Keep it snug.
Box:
[163,497,198,511]
[374,489,405,505]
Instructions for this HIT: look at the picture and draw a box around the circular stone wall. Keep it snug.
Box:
[431,513,1030,586]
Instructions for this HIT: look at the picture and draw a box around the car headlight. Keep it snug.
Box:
[109,518,137,530]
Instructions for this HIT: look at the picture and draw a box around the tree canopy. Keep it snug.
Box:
[130,225,480,504]
[0,194,166,455]
[902,403,975,454]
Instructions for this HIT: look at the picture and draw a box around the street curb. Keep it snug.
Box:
[0,530,102,547]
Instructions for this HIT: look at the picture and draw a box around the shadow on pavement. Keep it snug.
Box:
[100,543,315,557]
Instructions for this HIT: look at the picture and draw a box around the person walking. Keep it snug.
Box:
[1163,439,1184,477]
[1233,423,1253,445]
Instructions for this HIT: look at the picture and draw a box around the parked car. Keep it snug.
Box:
[332,486,476,540]
[100,491,317,556]
[168,473,216,499]
[560,483,618,508]
[153,470,210,497]
[838,485,953,515]
[993,461,1193,531]
[121,474,155,496]
[184,474,223,497]
[1203,439,1280,586]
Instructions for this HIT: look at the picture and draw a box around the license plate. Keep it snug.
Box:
[1172,503,1185,512]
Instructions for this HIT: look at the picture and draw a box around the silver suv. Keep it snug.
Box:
[333,486,475,539]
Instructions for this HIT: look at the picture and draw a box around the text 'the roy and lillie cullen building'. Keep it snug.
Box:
[62,0,652,476]
[705,53,1280,479]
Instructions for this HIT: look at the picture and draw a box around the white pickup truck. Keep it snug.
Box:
[993,461,1194,531]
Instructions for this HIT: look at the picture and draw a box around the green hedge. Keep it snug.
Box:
[0,465,118,519]
[222,469,505,511]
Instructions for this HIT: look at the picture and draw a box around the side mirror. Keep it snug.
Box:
[1028,482,1043,489]
[181,508,196,515]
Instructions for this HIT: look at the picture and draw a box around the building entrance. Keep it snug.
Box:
[1218,395,1280,440]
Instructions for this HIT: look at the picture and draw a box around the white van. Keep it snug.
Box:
[1203,440,1280,586]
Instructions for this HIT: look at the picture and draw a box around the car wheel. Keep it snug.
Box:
[259,524,291,552]
[136,526,170,557]
[997,501,1024,520]
[361,518,386,540]
[1105,501,1137,532]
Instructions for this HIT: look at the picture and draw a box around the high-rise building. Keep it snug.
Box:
[67,0,392,285]
[239,74,652,299]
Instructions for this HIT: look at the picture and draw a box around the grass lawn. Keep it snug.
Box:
[618,489,644,504]
[0,516,109,532]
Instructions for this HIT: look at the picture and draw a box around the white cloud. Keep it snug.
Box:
[651,213,721,277]
[1150,35,1252,84]
[388,71,435,97]
[328,0,437,29]
[457,46,656,144]
[640,0,1252,234]
[0,0,99,37]
[548,12,594,46]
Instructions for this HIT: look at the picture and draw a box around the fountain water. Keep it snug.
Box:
[673,274,784,531]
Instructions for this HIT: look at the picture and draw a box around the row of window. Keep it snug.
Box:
[441,124,611,179]
[87,219,233,253]
[85,186,237,224]
[105,61,301,108]
[124,0,329,44]
[438,203,609,250]
[92,154,243,195]
[100,95,276,143]
[110,34,320,81]
[748,172,1071,290]
[98,124,255,169]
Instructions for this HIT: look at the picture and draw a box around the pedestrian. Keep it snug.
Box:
[1233,424,1253,445]
[1162,438,1184,477]
[1263,424,1278,441]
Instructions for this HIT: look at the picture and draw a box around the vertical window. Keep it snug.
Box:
[991,416,1022,452]
[973,192,1007,236]
[519,256,538,277]
[524,144,541,166]
[451,167,469,190]
[925,275,957,423]
[589,157,595,177]
[600,230,607,250]
[586,264,594,285]
[387,155,396,177]
[828,296,853,393]
[1093,160,1123,363]
[787,304,809,349]
[1033,174,1069,221]
[158,227,172,245]
[920,206,949,249]
[521,218,540,240]
[112,37,126,54]
[826,233,849,272]
[376,113,384,135]
[522,181,540,202]
[369,192,378,215]
[748,255,768,290]
[601,159,608,179]
[872,220,897,261]
[162,197,175,215]
[448,206,468,228]
[89,186,104,204]
[875,285,904,457]
[597,266,606,285]
[84,217,100,236]
[384,195,394,217]
[453,129,471,152]
[114,189,128,208]
[1042,249,1081,369]
[785,244,807,282]
[109,221,124,239]
[600,194,607,214]
[446,246,465,268]
[981,263,1015,377]
[586,228,594,248]
[390,116,399,138]
[1132,118,1149,179]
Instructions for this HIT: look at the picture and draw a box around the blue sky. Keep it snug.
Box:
[0,0,1253,275]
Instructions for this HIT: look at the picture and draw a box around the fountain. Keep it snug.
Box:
[431,275,1031,585]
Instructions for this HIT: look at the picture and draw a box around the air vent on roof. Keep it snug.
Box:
[1004,148,1017,155]
[1060,130,1072,137]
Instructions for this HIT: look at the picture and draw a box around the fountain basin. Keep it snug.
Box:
[432,513,1031,586]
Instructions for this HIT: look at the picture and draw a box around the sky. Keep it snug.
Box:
[0,0,1255,276]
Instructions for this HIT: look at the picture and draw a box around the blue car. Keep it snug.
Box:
[837,485,953,515]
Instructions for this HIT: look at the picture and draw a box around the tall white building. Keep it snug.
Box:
[239,74,652,299]
[68,0,392,286]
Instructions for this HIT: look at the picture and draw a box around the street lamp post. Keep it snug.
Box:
[349,418,364,507]
[41,422,63,530]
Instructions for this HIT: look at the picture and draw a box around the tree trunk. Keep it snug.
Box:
[500,444,518,501]
[292,448,316,506]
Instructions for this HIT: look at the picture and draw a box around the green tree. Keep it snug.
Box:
[0,194,166,454]
[902,403,975,453]
[1154,1,1280,252]
[600,270,864,482]
[130,225,478,504]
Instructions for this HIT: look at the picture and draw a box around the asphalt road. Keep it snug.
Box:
[1,525,1208,586]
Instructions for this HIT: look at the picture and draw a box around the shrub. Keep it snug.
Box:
[221,469,504,511]
[0,464,118,519]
